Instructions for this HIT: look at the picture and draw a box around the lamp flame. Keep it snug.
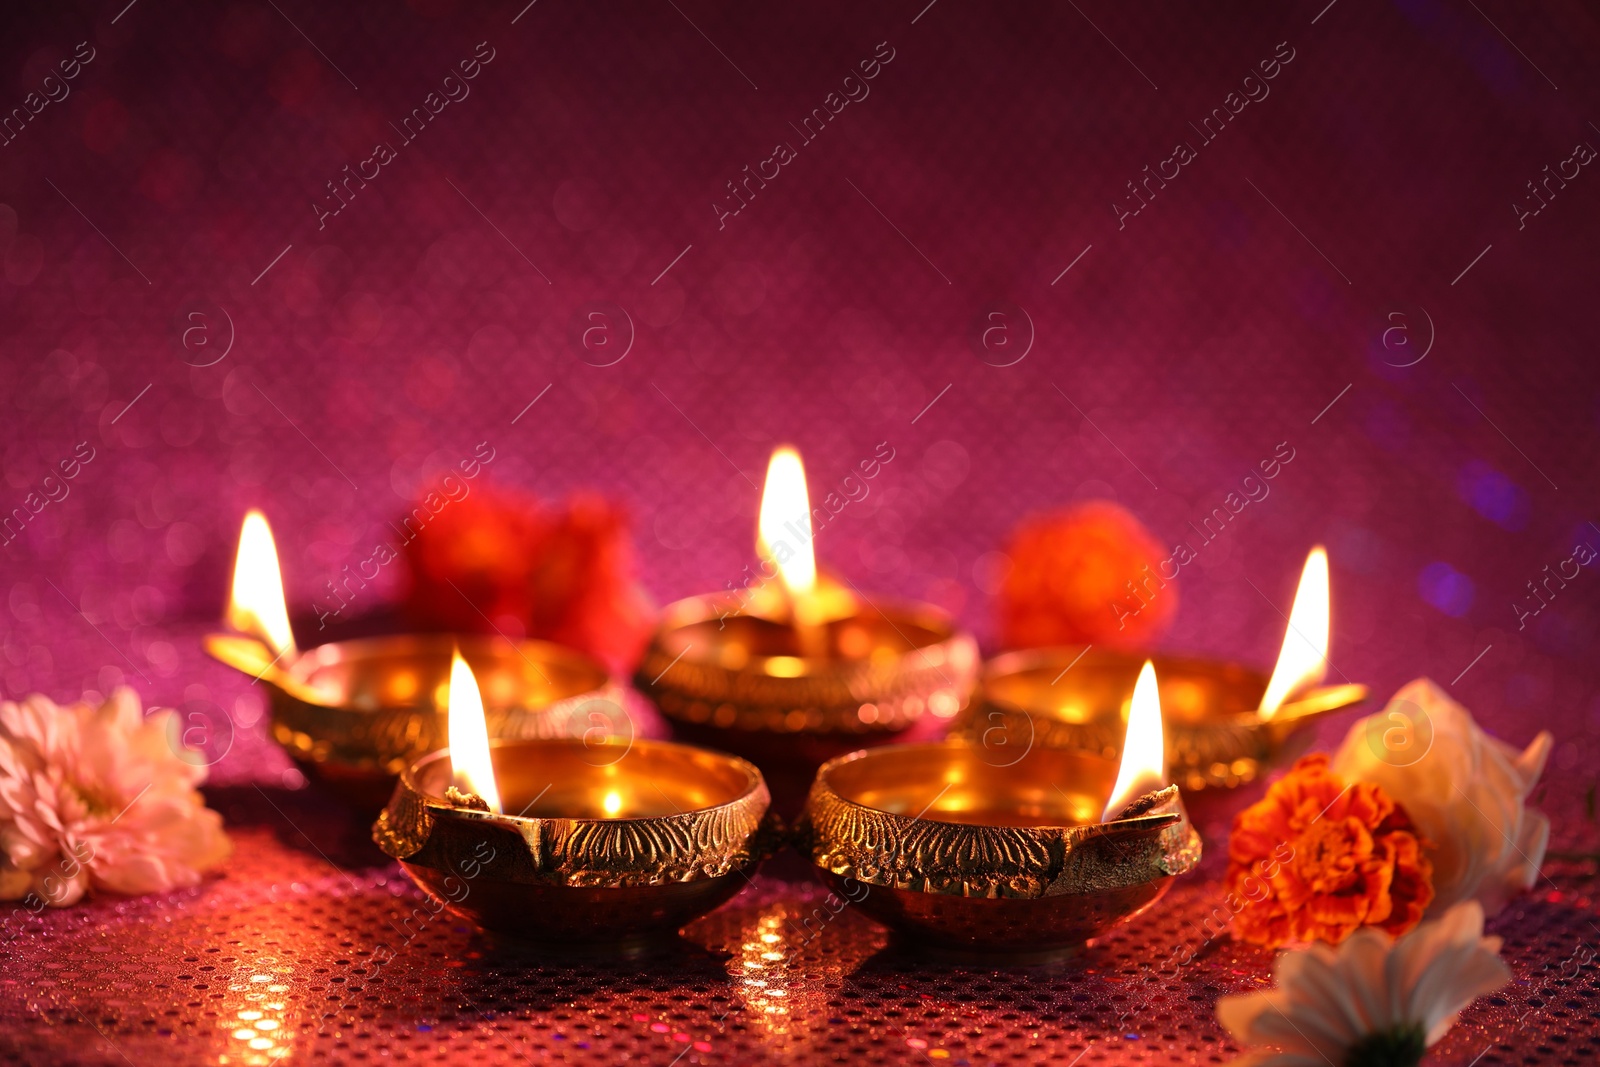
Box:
[227,510,297,659]
[1102,660,1166,821]
[1259,546,1331,719]
[757,446,817,598]
[446,649,502,813]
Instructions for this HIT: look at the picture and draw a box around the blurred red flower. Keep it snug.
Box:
[997,501,1177,651]
[402,489,654,673]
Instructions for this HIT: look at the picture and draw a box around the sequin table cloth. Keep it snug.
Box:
[2,0,1598,1063]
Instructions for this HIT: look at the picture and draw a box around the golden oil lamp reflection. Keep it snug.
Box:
[799,662,1199,957]
[204,510,621,807]
[635,446,980,806]
[217,955,295,1066]
[724,897,871,1060]
[373,654,777,943]
[956,545,1368,791]
[737,908,794,1037]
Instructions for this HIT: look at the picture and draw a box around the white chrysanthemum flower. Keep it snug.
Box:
[1332,678,1551,916]
[0,687,230,905]
[1217,900,1510,1067]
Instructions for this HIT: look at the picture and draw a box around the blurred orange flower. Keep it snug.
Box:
[403,489,654,673]
[1228,754,1434,949]
[997,501,1176,651]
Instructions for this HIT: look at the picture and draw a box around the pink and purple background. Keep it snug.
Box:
[0,1,1596,1064]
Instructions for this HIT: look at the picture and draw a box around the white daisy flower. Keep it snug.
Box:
[1217,900,1510,1067]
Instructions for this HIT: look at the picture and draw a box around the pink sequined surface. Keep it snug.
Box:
[1,0,1598,1063]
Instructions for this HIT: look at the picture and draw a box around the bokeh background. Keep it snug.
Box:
[3,0,1594,794]
[0,2,1597,1062]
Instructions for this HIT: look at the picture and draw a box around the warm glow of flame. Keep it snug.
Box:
[227,510,297,658]
[1259,546,1331,719]
[757,446,817,597]
[602,790,623,817]
[218,957,296,1066]
[1102,660,1166,821]
[735,908,793,1036]
[446,649,502,813]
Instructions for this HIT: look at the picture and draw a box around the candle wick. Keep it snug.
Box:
[445,785,491,811]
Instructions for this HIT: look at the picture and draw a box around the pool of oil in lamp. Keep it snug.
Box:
[479,783,675,820]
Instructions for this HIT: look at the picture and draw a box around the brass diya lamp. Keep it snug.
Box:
[952,546,1368,791]
[636,447,980,805]
[374,652,776,943]
[799,661,1200,957]
[206,512,621,807]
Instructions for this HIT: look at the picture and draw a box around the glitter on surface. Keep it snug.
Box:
[0,630,1593,1066]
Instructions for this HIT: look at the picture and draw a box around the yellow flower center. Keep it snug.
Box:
[1293,818,1372,895]
[67,780,120,820]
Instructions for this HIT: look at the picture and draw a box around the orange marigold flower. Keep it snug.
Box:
[997,501,1177,652]
[1227,754,1434,949]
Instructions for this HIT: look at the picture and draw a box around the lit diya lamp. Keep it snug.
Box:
[373,651,775,943]
[205,510,621,807]
[634,446,981,805]
[799,661,1200,957]
[955,546,1368,791]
